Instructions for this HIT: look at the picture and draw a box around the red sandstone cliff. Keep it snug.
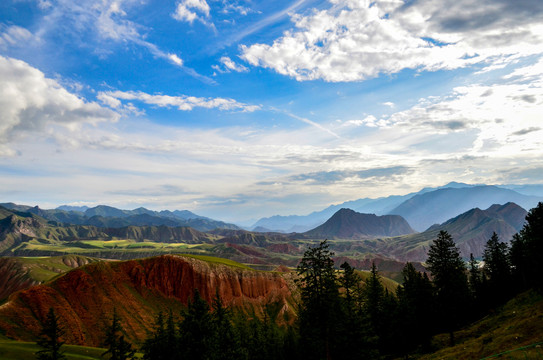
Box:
[0,255,296,347]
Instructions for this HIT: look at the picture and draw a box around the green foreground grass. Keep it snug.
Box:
[0,339,117,360]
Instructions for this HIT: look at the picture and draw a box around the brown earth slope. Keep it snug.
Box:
[0,255,295,347]
[0,255,96,302]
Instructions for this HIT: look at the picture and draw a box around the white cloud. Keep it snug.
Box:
[99,90,261,112]
[347,58,543,161]
[219,1,255,16]
[212,56,249,73]
[36,0,187,71]
[173,0,213,26]
[0,25,37,48]
[168,53,184,66]
[0,56,119,155]
[241,0,543,82]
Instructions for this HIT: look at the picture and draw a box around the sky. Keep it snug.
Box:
[0,0,542,223]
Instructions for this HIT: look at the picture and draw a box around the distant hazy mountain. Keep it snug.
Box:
[1,203,239,232]
[56,205,89,212]
[498,184,543,197]
[385,202,528,261]
[251,182,475,232]
[387,185,542,231]
[302,208,415,239]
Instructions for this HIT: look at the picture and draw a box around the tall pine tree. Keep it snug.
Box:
[102,309,135,360]
[510,202,543,291]
[483,232,511,305]
[36,308,66,360]
[297,240,343,360]
[426,230,470,345]
[178,289,214,360]
[396,263,435,355]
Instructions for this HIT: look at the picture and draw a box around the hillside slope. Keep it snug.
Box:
[0,255,97,302]
[0,255,296,347]
[382,203,527,261]
[419,291,543,359]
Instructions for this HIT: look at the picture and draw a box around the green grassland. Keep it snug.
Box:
[13,255,94,282]
[181,254,255,270]
[0,339,114,360]
[10,238,217,257]
[355,269,399,293]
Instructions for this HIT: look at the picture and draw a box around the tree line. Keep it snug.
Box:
[35,202,543,360]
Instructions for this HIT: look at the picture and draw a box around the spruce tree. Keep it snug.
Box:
[426,230,470,345]
[362,263,384,337]
[396,263,435,355]
[102,309,135,360]
[178,289,214,360]
[337,261,373,359]
[142,311,179,360]
[510,202,543,291]
[36,308,66,360]
[209,291,242,360]
[483,232,511,304]
[296,240,343,359]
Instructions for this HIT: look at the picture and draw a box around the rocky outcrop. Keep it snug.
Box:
[0,255,296,347]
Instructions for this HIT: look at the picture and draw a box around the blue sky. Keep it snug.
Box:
[0,0,542,223]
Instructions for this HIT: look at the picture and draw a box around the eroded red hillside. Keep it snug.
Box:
[0,255,296,347]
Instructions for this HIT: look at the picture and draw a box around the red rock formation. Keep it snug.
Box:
[0,255,296,347]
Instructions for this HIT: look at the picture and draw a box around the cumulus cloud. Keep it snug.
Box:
[241,0,543,82]
[99,90,261,112]
[0,56,119,156]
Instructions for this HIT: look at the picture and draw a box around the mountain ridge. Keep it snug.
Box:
[302,208,416,239]
[0,203,240,232]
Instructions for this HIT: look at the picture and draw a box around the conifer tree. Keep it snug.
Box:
[468,253,481,296]
[337,261,373,359]
[36,307,66,360]
[426,230,470,345]
[178,289,214,360]
[102,309,135,360]
[483,232,511,304]
[510,202,543,291]
[142,311,178,360]
[297,240,343,359]
[362,263,384,336]
[468,253,484,317]
[209,291,242,360]
[396,263,435,355]
[142,312,165,360]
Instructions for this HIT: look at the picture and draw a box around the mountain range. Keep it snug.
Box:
[0,203,240,232]
[251,183,543,232]
[378,202,528,262]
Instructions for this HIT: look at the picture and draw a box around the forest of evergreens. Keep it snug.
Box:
[35,202,543,360]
